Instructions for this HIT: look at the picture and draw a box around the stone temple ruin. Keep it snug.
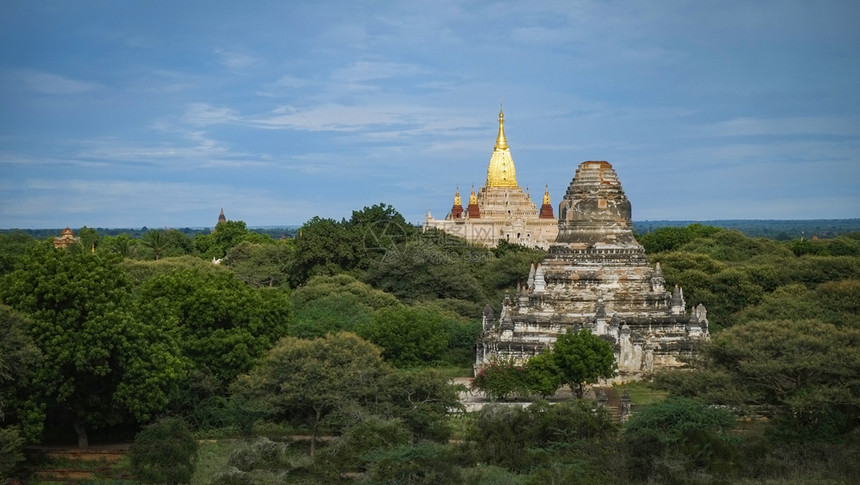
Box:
[476,161,709,379]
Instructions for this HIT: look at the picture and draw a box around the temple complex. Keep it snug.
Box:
[423,110,558,249]
[476,161,709,379]
[53,227,79,248]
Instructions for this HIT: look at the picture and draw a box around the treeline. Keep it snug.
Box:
[636,218,860,239]
[0,225,300,241]
[0,207,858,483]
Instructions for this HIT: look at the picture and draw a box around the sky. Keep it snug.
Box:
[1,0,859,229]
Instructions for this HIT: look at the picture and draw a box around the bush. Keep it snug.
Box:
[0,427,25,483]
[623,398,736,481]
[466,400,617,473]
[471,361,529,400]
[227,437,288,472]
[129,417,198,484]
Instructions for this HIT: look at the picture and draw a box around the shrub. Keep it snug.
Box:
[129,417,198,485]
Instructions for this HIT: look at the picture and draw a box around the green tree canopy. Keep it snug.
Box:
[356,306,449,367]
[623,397,737,480]
[290,217,362,286]
[231,332,391,456]
[141,229,170,260]
[552,329,616,398]
[637,223,722,253]
[0,231,35,276]
[194,219,272,260]
[136,267,291,388]
[289,274,400,338]
[657,319,860,440]
[0,244,186,447]
[0,305,41,439]
[225,240,293,288]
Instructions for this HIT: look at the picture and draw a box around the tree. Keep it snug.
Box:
[316,415,412,476]
[225,240,293,288]
[637,224,722,253]
[0,244,186,447]
[0,427,26,482]
[657,319,860,440]
[231,332,390,456]
[289,274,400,338]
[552,329,616,398]
[103,233,139,259]
[348,203,417,268]
[162,229,195,258]
[129,417,198,485]
[135,267,291,388]
[466,400,616,473]
[364,240,487,303]
[141,229,170,260]
[623,398,736,480]
[374,369,464,442]
[523,352,562,398]
[290,217,362,286]
[76,226,101,254]
[0,231,35,276]
[0,305,41,420]
[356,307,449,367]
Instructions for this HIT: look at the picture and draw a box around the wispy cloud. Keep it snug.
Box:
[214,48,257,70]
[703,116,860,137]
[3,68,102,95]
[181,103,241,126]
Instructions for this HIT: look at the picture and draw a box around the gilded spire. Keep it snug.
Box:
[543,185,551,205]
[453,187,462,206]
[486,109,518,188]
[495,109,508,150]
[469,185,478,204]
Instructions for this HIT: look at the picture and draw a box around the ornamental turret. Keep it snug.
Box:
[539,185,554,219]
[218,208,227,224]
[467,186,481,218]
[450,187,464,219]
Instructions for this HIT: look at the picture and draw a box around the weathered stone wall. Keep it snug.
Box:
[477,161,709,380]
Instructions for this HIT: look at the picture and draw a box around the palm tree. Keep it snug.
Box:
[142,229,169,260]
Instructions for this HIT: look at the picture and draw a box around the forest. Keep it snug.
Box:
[0,203,858,484]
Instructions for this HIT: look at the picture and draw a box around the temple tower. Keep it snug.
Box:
[423,110,558,248]
[477,161,709,379]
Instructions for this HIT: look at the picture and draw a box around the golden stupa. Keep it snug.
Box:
[424,109,558,249]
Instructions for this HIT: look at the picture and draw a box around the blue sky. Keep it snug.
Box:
[1,0,858,229]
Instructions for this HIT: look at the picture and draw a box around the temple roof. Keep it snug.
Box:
[486,109,518,188]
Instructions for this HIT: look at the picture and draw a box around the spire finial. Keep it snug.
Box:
[543,185,551,205]
[495,108,508,150]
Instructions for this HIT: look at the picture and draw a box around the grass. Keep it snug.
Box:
[430,365,474,379]
[615,380,669,406]
[191,439,237,485]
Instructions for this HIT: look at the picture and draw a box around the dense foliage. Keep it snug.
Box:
[471,329,614,400]
[1,206,858,483]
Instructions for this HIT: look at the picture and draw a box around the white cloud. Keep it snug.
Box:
[4,68,101,95]
[214,48,257,70]
[181,103,240,126]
